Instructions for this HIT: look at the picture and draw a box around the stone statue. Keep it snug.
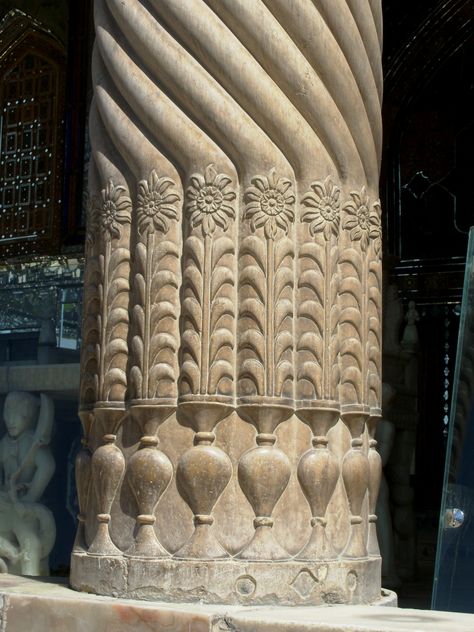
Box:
[401,301,420,351]
[0,392,56,575]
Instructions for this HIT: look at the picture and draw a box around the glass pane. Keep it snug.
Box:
[432,226,474,611]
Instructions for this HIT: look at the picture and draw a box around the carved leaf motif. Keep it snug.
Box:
[129,177,181,400]
[297,199,339,402]
[180,331,200,365]
[298,301,324,337]
[239,358,265,396]
[207,235,235,396]
[239,266,266,303]
[208,359,234,394]
[368,253,382,411]
[97,240,130,403]
[297,331,321,353]
[211,267,234,301]
[338,230,365,407]
[238,235,267,396]
[182,297,203,333]
[238,178,295,400]
[210,297,235,332]
[239,329,265,364]
[180,170,236,398]
[79,253,101,407]
[209,328,233,363]
[297,362,323,399]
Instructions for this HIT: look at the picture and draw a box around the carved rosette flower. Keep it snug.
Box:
[244,169,295,240]
[301,176,341,240]
[99,179,132,240]
[137,171,180,236]
[186,164,236,236]
[343,187,379,252]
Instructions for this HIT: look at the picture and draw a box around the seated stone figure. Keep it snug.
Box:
[0,392,56,575]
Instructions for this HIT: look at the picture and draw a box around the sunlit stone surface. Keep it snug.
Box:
[71,0,384,605]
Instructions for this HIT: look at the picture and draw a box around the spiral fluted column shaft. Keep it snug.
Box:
[72,0,383,605]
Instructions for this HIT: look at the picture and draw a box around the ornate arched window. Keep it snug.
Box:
[0,10,65,258]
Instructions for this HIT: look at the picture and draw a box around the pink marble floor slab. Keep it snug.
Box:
[1,575,474,632]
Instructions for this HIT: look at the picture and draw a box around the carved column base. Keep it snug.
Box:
[126,518,168,558]
[70,554,382,605]
[88,516,122,557]
[296,518,337,560]
[237,519,289,561]
[367,516,380,558]
[342,517,367,560]
[174,515,228,559]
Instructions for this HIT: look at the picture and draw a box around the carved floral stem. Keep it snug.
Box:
[362,256,368,404]
[99,238,111,402]
[201,233,212,393]
[323,238,331,398]
[266,235,275,395]
[142,231,154,397]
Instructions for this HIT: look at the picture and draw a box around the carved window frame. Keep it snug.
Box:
[0,12,66,258]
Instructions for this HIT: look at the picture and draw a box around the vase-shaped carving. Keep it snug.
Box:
[296,405,339,559]
[175,402,232,558]
[341,409,370,559]
[126,405,173,557]
[88,407,125,556]
[296,177,342,559]
[176,165,236,558]
[237,170,295,560]
[367,414,382,557]
[73,411,94,552]
[237,405,291,560]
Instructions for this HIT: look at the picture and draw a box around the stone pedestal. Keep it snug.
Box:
[7,575,474,632]
[71,0,384,605]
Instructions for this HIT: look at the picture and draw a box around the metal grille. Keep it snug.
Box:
[0,53,57,249]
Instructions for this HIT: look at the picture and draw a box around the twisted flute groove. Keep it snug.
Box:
[74,0,384,604]
[259,0,380,183]
[311,0,382,151]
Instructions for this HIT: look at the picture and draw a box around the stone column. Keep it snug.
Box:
[71,0,383,606]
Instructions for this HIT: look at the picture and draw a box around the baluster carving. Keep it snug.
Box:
[367,414,382,557]
[86,177,131,557]
[88,407,126,556]
[237,170,295,560]
[73,412,93,552]
[127,169,181,557]
[126,407,173,557]
[176,164,236,558]
[339,188,380,559]
[296,177,341,559]
[367,201,382,556]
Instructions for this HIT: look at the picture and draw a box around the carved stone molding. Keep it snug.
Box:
[72,0,383,605]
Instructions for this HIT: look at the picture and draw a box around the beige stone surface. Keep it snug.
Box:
[5,575,474,632]
[73,0,384,604]
[0,364,80,397]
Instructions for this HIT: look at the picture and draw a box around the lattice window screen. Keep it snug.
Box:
[0,16,65,258]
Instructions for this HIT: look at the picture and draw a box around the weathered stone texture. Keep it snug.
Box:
[71,0,384,605]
